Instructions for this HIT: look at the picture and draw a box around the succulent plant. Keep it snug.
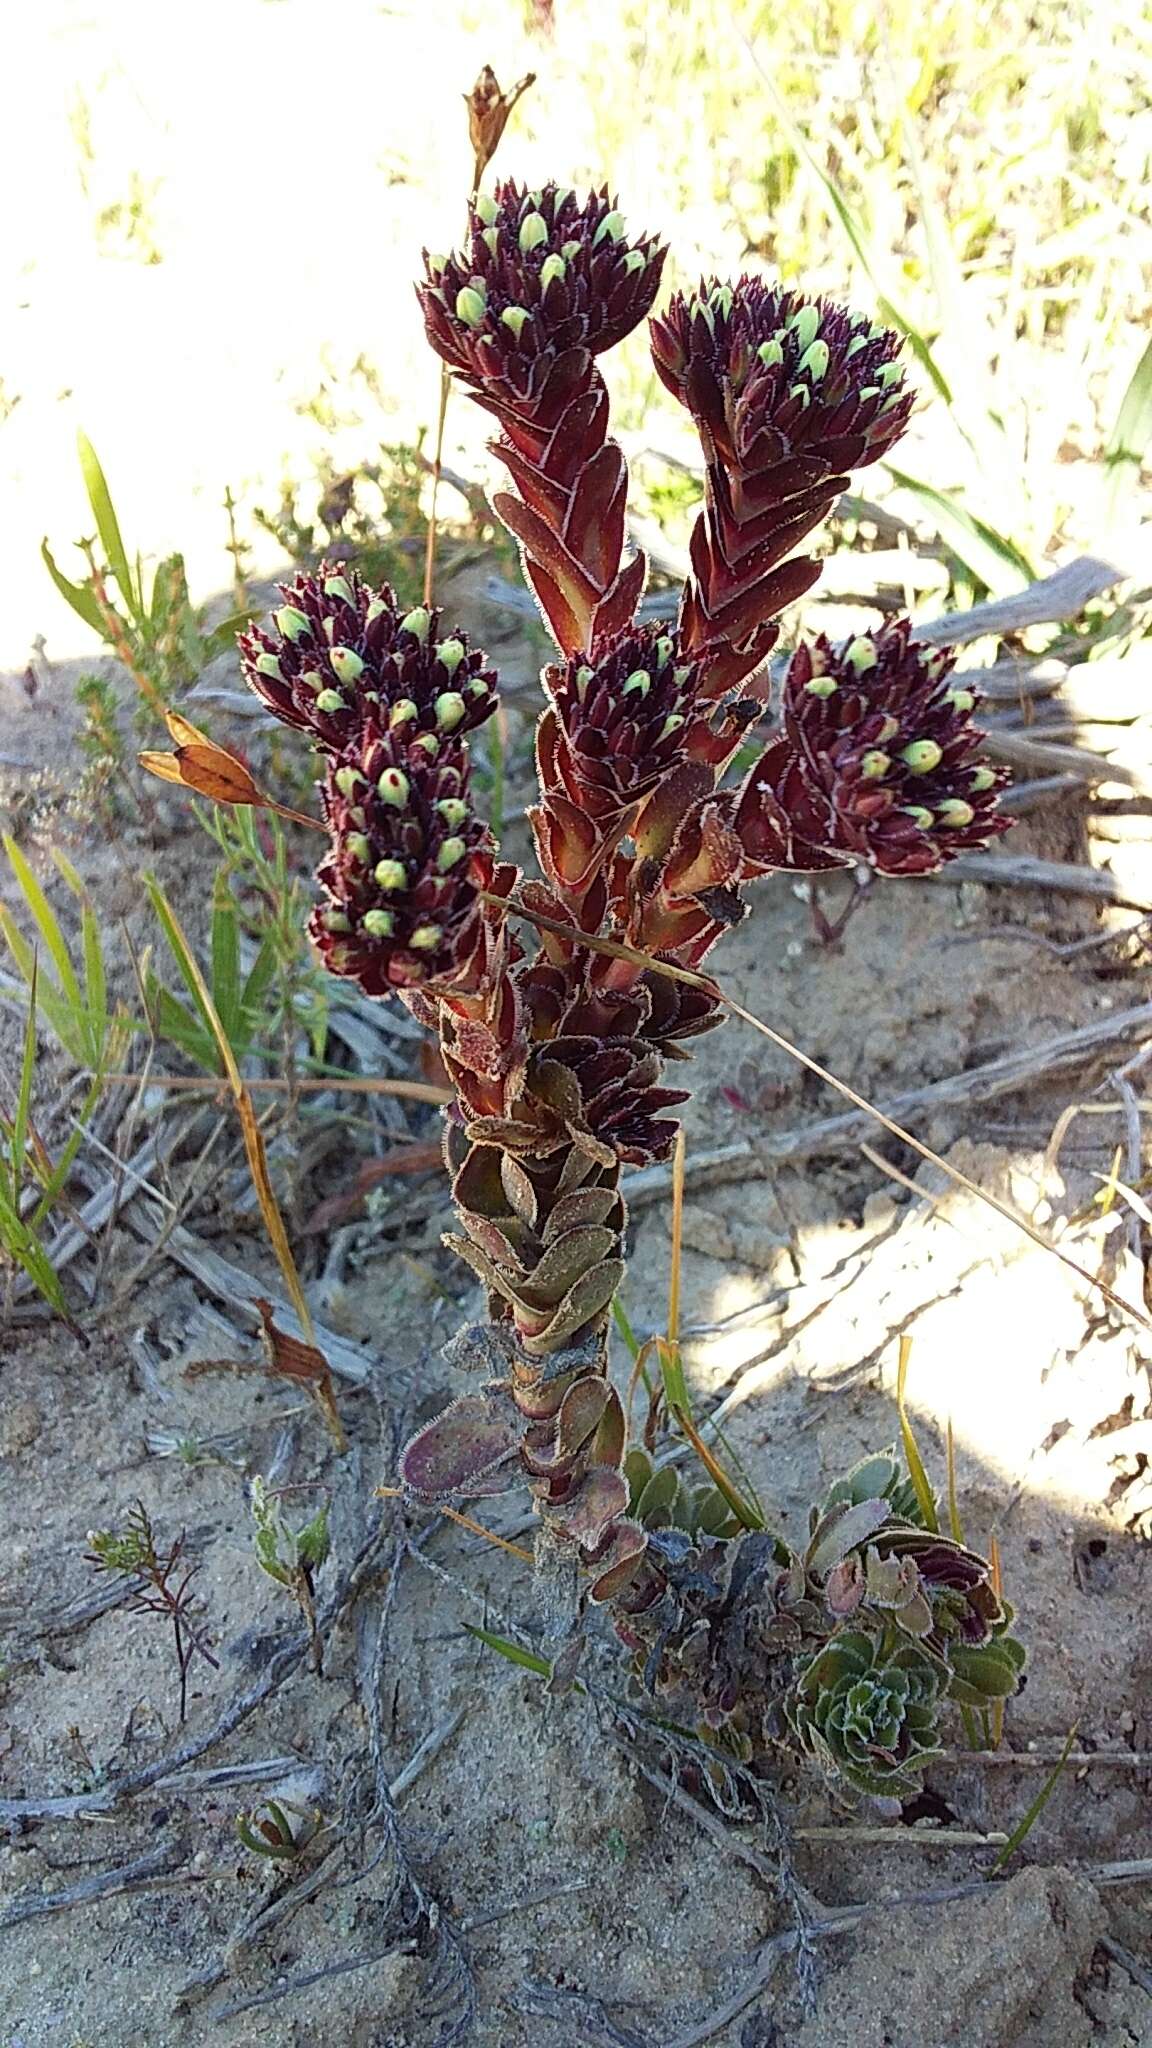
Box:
[420,180,665,380]
[750,620,1013,875]
[164,156,1027,1782]
[418,181,666,656]
[240,566,498,753]
[651,279,913,697]
[787,1628,949,1797]
[310,730,494,992]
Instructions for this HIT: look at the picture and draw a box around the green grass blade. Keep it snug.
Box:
[145,873,221,1056]
[0,1183,68,1315]
[40,538,106,638]
[990,1725,1077,1874]
[1103,336,1152,525]
[52,850,107,1071]
[77,430,139,620]
[11,966,38,1193]
[0,907,81,1063]
[143,976,219,1072]
[885,466,1035,594]
[464,1625,553,1678]
[240,932,278,1028]
[896,1335,940,1534]
[210,872,242,1045]
[611,1293,641,1361]
[3,835,82,1018]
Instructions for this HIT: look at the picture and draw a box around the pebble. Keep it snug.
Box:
[1,1400,42,1455]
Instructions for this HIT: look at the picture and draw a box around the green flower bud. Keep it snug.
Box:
[947,688,975,712]
[969,765,997,793]
[574,664,594,699]
[377,768,410,807]
[859,750,890,780]
[346,832,372,864]
[881,391,907,413]
[276,604,310,642]
[901,739,943,774]
[805,677,838,699]
[412,732,439,755]
[323,574,355,605]
[325,943,351,973]
[798,338,830,381]
[876,715,900,743]
[622,669,651,697]
[622,249,647,274]
[436,836,467,871]
[455,285,487,328]
[709,283,734,318]
[409,923,443,952]
[334,765,364,800]
[878,359,904,388]
[845,332,870,360]
[481,227,499,256]
[757,335,784,367]
[255,651,284,680]
[435,638,465,677]
[658,713,685,740]
[500,305,530,338]
[539,253,567,289]
[787,303,820,351]
[315,689,346,713]
[474,191,498,226]
[859,385,880,401]
[301,668,326,695]
[389,699,418,728]
[365,595,388,623]
[363,909,395,938]
[593,209,626,245]
[518,211,548,253]
[435,690,466,731]
[901,806,935,829]
[436,797,469,828]
[788,384,811,409]
[654,637,673,665]
[937,799,975,828]
[400,605,431,642]
[468,678,490,697]
[323,909,351,933]
[562,239,582,260]
[373,858,407,891]
[329,646,364,683]
[845,637,878,673]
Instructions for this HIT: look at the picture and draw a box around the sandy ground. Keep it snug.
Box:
[2,582,1152,2043]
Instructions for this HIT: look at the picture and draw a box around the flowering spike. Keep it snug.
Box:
[240,564,498,751]
[416,180,666,653]
[311,732,493,992]
[650,278,915,695]
[740,620,1013,876]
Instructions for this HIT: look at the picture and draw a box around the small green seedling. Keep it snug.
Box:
[250,1475,330,1673]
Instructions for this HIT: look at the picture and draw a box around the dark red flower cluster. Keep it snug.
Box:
[419,181,666,403]
[239,565,497,752]
[650,277,914,474]
[651,280,916,697]
[310,728,493,992]
[746,620,1012,876]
